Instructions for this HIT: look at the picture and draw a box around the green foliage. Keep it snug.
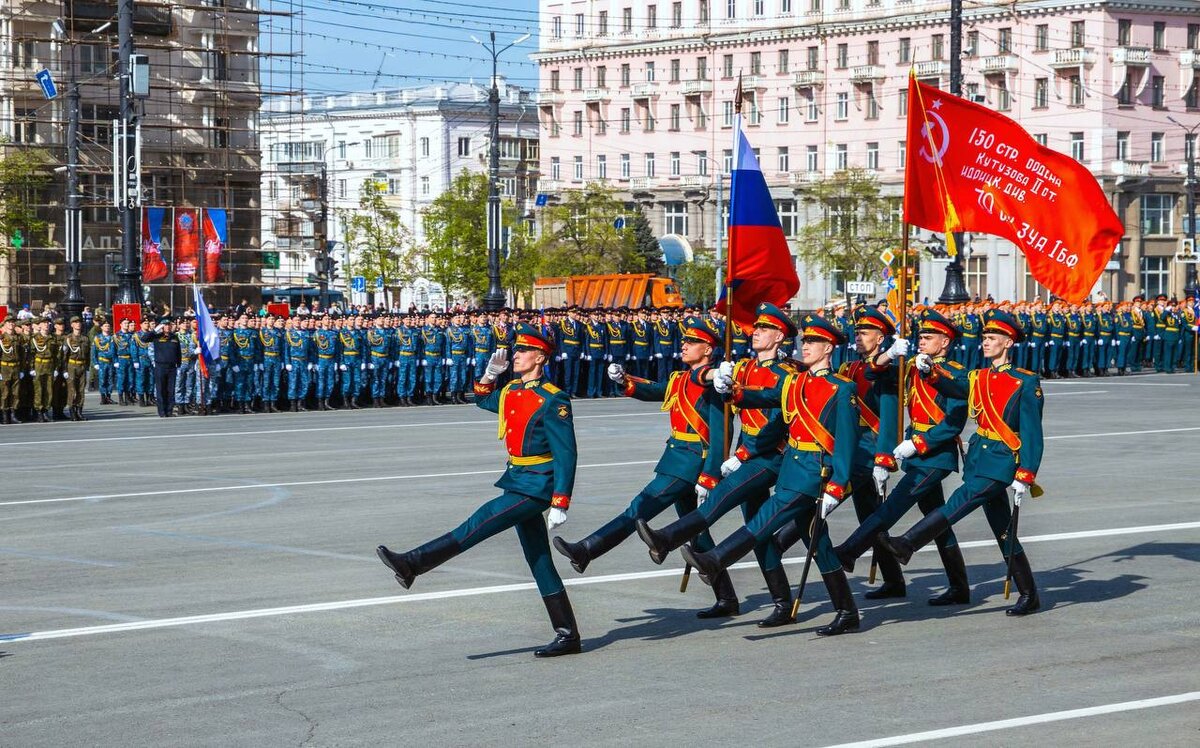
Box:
[0,142,50,256]
[674,244,719,307]
[420,170,491,299]
[794,168,904,300]
[529,183,643,276]
[338,178,416,304]
[629,208,665,276]
[502,221,542,304]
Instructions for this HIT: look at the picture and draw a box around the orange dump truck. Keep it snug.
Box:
[533,274,683,310]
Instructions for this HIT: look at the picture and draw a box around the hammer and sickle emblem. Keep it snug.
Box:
[919,109,951,165]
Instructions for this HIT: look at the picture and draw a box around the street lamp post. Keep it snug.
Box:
[315,141,359,310]
[114,0,143,305]
[472,31,530,311]
[1168,116,1199,297]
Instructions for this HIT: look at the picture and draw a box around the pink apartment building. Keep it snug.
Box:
[534,1,1200,307]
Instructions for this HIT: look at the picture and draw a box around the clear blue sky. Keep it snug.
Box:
[262,0,541,97]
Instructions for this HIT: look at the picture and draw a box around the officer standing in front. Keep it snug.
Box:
[151,317,182,417]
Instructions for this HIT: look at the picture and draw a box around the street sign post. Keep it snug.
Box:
[35,69,57,99]
[351,275,366,292]
[846,281,877,296]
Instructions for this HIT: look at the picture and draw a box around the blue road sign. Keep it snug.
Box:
[35,69,57,100]
[535,193,549,207]
[375,276,384,290]
[613,217,626,230]
[351,275,366,292]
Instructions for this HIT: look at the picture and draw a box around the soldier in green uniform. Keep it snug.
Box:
[29,318,60,422]
[50,317,70,420]
[881,308,1044,617]
[376,323,582,657]
[0,316,24,423]
[63,316,91,421]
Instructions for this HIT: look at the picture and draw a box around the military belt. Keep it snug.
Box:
[975,427,1016,443]
[399,351,415,356]
[319,354,335,359]
[588,343,604,348]
[344,351,359,356]
[1165,327,1179,332]
[962,333,979,338]
[671,431,702,442]
[634,341,650,346]
[1117,331,1131,336]
[371,351,388,357]
[69,358,86,365]
[509,453,552,466]
[787,438,822,452]
[264,351,279,356]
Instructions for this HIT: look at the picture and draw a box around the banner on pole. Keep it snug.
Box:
[173,208,201,283]
[141,207,169,282]
[202,208,227,283]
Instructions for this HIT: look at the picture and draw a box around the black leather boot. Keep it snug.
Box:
[863,540,907,600]
[816,570,861,636]
[376,534,461,590]
[552,517,631,574]
[635,511,708,565]
[833,515,885,574]
[240,402,250,414]
[76,406,88,422]
[1005,552,1041,616]
[770,518,804,559]
[290,399,299,412]
[696,570,740,619]
[680,528,758,585]
[928,543,971,606]
[534,591,582,657]
[756,566,795,628]
[879,511,951,566]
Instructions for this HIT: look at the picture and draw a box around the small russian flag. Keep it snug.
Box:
[193,286,220,378]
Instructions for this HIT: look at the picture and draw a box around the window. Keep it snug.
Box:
[575,13,585,36]
[620,153,631,178]
[13,107,36,143]
[723,100,735,127]
[1190,23,1200,49]
[1151,132,1164,162]
[1034,133,1048,147]
[779,49,789,74]
[1035,24,1049,51]
[1188,82,1200,110]
[1153,22,1166,50]
[726,0,736,18]
[966,256,988,300]
[806,145,818,172]
[457,137,471,157]
[573,156,584,181]
[551,157,561,180]
[622,7,633,32]
[11,39,35,69]
[898,37,911,64]
[597,66,607,88]
[645,152,656,177]
[1033,78,1048,109]
[79,43,113,75]
[807,46,819,71]
[1152,76,1165,108]
[781,0,792,13]
[898,140,906,170]
[599,11,609,36]
[754,0,764,15]
[931,34,944,60]
[898,88,908,115]
[672,2,683,27]
[596,109,607,136]
[81,103,118,142]
[805,95,818,122]
[573,68,584,89]
[723,149,734,174]
[867,41,879,66]
[1140,256,1171,298]
[835,92,849,120]
[866,88,879,119]
[966,30,979,57]
[385,177,401,196]
[697,151,708,175]
[664,202,688,235]
[670,151,681,176]
[597,154,607,180]
[415,137,428,158]
[552,16,562,39]
[836,44,848,68]
[700,0,709,22]
[573,110,583,136]
[866,142,879,170]
[1117,19,1131,47]
[835,143,848,170]
[621,64,631,87]
[670,59,680,82]
[723,54,734,78]
[998,28,1011,54]
[621,108,631,132]
[1116,131,1130,161]
[1070,75,1084,106]
[550,70,561,91]
[670,103,681,131]
[1070,21,1085,48]
[697,57,708,80]
[421,177,430,195]
[750,52,762,75]
[648,5,657,28]
[1070,132,1084,161]
[777,146,789,172]
[777,199,799,236]
[778,96,790,124]
[996,80,1011,111]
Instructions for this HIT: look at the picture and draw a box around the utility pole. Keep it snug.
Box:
[114,0,143,305]
[319,162,330,310]
[473,31,529,311]
[937,0,970,304]
[58,21,86,320]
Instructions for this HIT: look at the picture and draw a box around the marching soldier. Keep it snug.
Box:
[62,316,91,421]
[554,317,739,619]
[29,318,59,422]
[881,308,1044,617]
[377,323,582,657]
[684,314,862,636]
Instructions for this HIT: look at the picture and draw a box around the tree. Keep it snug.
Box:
[529,182,643,277]
[629,207,665,275]
[0,141,50,258]
[420,170,490,301]
[794,168,904,303]
[338,178,416,306]
[501,221,543,305]
[674,244,719,307]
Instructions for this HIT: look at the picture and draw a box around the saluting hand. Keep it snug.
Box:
[484,349,508,380]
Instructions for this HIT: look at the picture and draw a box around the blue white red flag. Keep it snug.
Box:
[193,286,220,378]
[714,114,800,327]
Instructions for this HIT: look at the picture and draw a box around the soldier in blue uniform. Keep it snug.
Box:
[629,308,653,378]
[555,307,582,396]
[1029,300,1047,375]
[420,312,446,405]
[395,314,420,406]
[445,312,473,404]
[338,315,365,408]
[1180,296,1198,372]
[133,318,156,406]
[603,310,629,396]
[285,317,311,411]
[91,320,116,404]
[366,317,392,406]
[554,318,739,618]
[310,316,339,410]
[1158,298,1181,373]
[881,308,1044,617]
[113,318,135,405]
[259,316,284,411]
[683,314,863,636]
[582,310,607,397]
[651,308,676,382]
[470,311,494,392]
[175,319,197,415]
[230,315,259,413]
[377,324,582,657]
[1095,301,1114,375]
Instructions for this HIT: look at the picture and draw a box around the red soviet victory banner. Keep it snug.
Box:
[173,208,200,283]
[903,74,1123,303]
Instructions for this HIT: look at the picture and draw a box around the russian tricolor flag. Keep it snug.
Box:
[193,286,220,378]
[715,114,800,327]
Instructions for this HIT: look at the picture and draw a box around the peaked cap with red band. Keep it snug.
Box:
[681,316,719,346]
[799,314,847,345]
[754,301,798,338]
[982,308,1025,342]
[853,306,896,336]
[513,322,555,354]
[919,308,959,340]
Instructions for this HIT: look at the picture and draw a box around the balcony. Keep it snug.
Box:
[741,74,767,89]
[681,175,711,188]
[1109,160,1149,177]
[980,55,1019,74]
[789,171,823,186]
[538,90,564,105]
[793,70,824,87]
[849,65,885,83]
[630,176,658,189]
[540,179,564,192]
[1110,47,1151,66]
[631,82,659,98]
[583,87,610,102]
[914,61,946,78]
[682,79,712,95]
[1182,50,1200,69]
[1050,48,1097,69]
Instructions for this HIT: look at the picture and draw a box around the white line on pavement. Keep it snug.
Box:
[1044,381,1191,387]
[1044,390,1106,396]
[2,519,1197,644]
[819,691,1200,747]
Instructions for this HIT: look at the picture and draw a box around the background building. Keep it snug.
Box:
[0,0,274,312]
[259,80,539,311]
[535,0,1200,307]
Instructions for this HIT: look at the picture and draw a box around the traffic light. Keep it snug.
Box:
[327,256,340,281]
[314,255,329,277]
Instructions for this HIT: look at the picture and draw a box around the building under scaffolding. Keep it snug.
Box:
[0,0,300,312]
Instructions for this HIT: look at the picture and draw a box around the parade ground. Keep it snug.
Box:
[2,374,1198,746]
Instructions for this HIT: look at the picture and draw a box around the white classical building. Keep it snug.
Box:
[260,81,539,309]
[535,1,1200,307]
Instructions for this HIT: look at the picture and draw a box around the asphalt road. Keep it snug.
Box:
[1,373,1198,746]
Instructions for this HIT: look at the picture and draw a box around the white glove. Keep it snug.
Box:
[193,346,202,354]
[392,361,399,369]
[625,353,632,360]
[546,507,568,531]
[695,483,710,503]
[885,337,911,359]
[607,363,626,383]
[720,455,742,477]
[1154,335,1161,340]
[93,364,99,370]
[1010,479,1029,507]
[339,364,347,371]
[711,360,735,393]
[820,493,840,519]
[114,363,120,370]
[60,371,69,379]
[308,364,316,371]
[914,353,933,374]
[582,354,591,361]
[133,363,140,369]
[285,364,293,371]
[893,439,918,460]
[655,352,663,359]
[872,465,890,494]
[604,354,613,361]
[368,363,376,370]
[419,360,426,367]
[1047,340,1055,346]
[484,349,509,379]
[1112,340,1120,346]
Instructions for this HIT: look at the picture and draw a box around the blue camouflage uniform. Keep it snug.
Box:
[395,322,420,402]
[259,325,284,406]
[445,322,473,398]
[114,328,135,398]
[367,324,392,401]
[285,327,311,405]
[338,325,365,405]
[91,332,116,399]
[176,329,197,406]
[312,326,339,402]
[420,322,446,401]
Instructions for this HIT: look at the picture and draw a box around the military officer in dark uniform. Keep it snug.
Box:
[151,317,182,417]
[377,323,582,657]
